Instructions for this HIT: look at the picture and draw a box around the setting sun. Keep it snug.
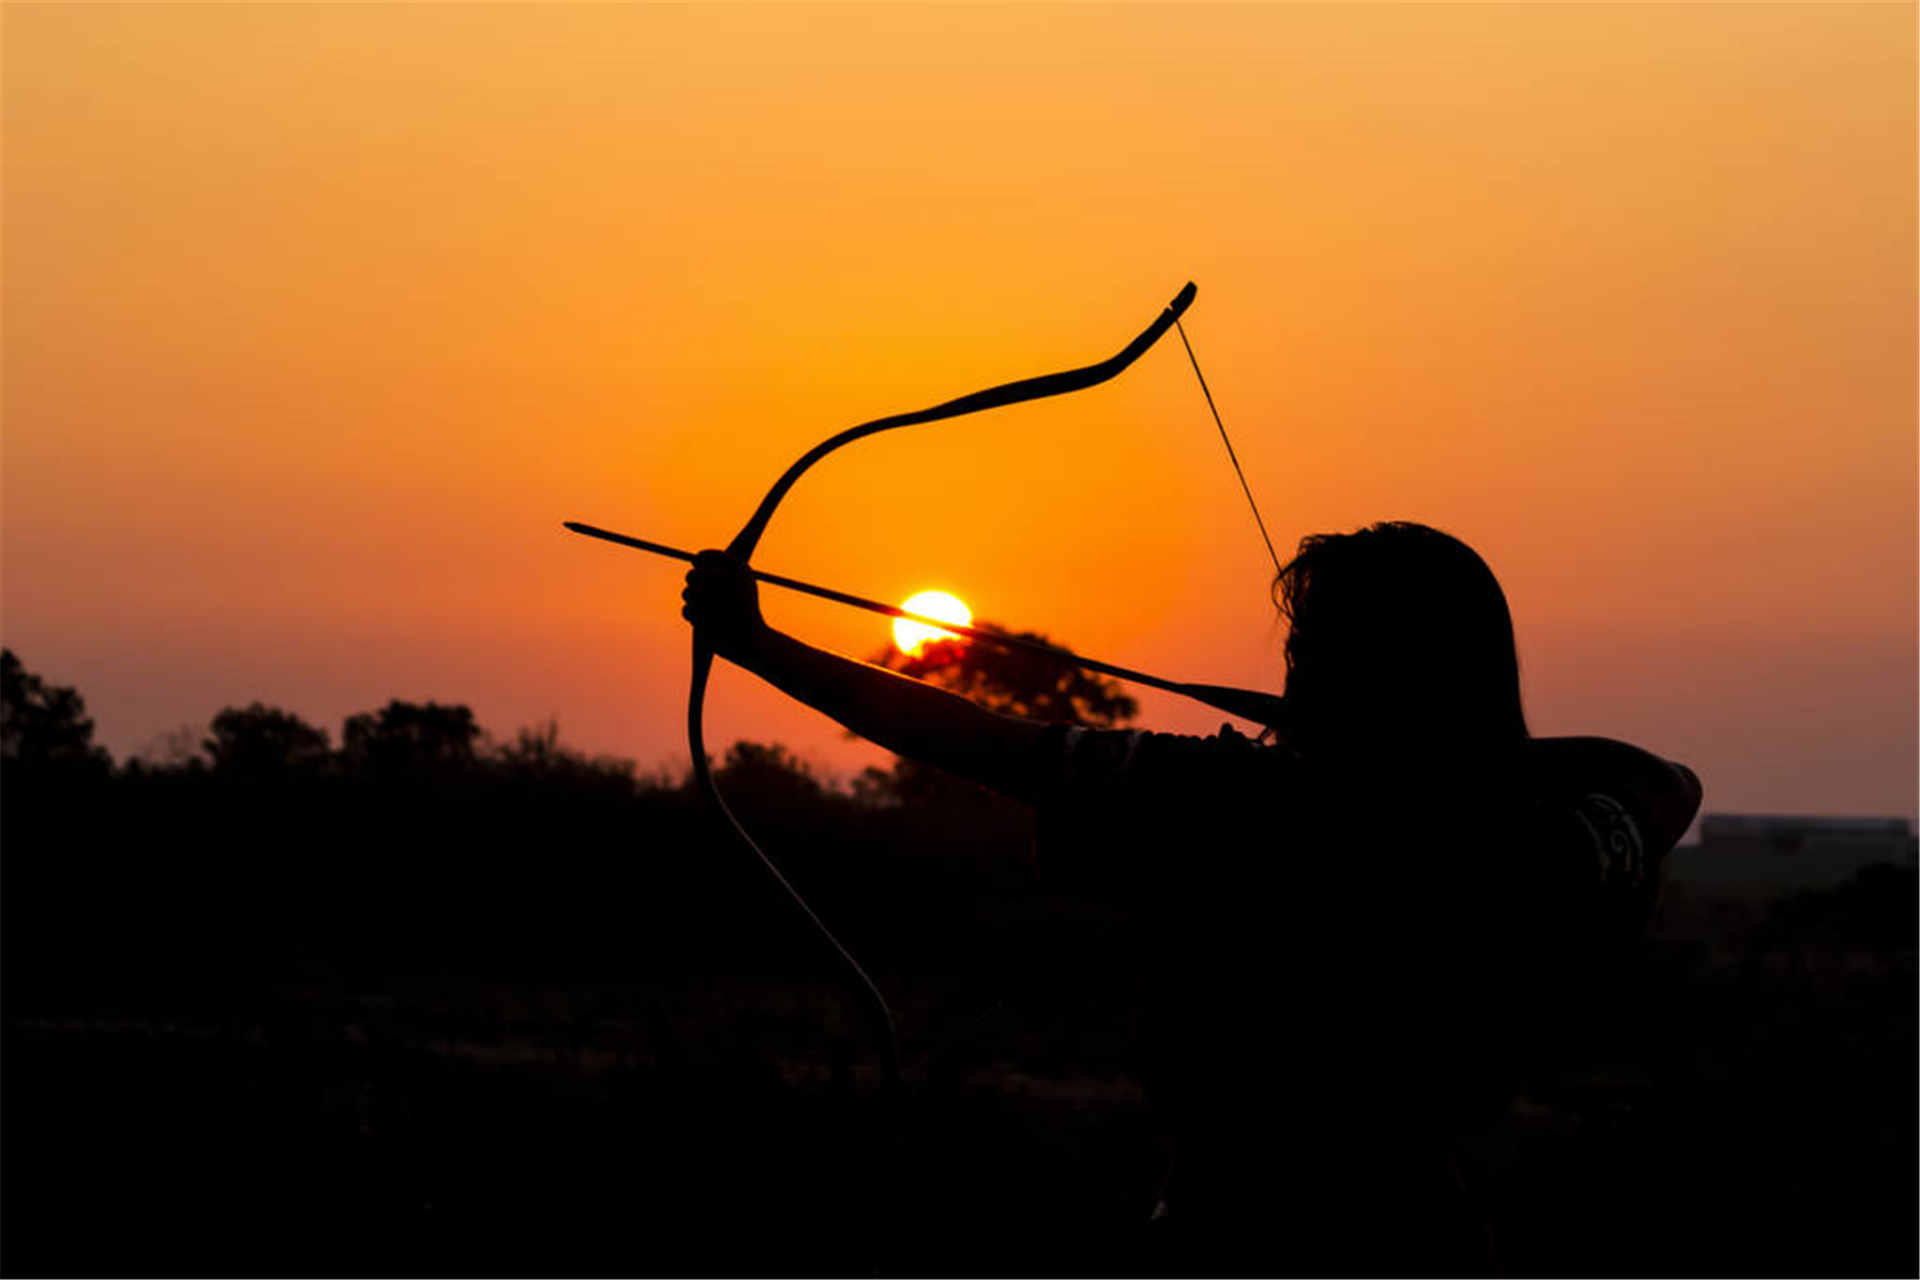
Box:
[892,592,971,656]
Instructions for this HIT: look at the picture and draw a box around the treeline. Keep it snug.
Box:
[2,648,1045,1016]
[5,654,1916,1277]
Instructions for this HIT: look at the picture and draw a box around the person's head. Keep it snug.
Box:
[1275,522,1527,755]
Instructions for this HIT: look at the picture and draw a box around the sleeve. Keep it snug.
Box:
[1043,723,1151,788]
[1524,737,1701,937]
[1567,789,1660,928]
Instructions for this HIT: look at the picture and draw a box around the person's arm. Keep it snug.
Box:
[682,550,1052,797]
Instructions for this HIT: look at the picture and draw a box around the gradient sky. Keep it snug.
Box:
[5,3,1914,819]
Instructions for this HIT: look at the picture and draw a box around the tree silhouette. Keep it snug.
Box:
[495,716,637,791]
[137,723,211,772]
[342,700,479,776]
[713,740,831,815]
[869,626,1137,727]
[858,624,1137,810]
[499,717,568,773]
[205,703,331,775]
[0,649,110,772]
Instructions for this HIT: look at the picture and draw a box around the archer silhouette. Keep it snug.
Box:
[682,520,1701,1274]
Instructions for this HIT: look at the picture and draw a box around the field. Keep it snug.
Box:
[5,748,1915,1276]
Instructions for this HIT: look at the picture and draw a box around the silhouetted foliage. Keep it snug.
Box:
[205,702,331,775]
[135,722,210,772]
[342,699,480,776]
[492,717,638,798]
[0,649,110,773]
[872,626,1138,726]
[714,740,828,808]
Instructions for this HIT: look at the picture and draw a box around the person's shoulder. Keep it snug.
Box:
[1524,736,1702,851]
[1526,735,1696,790]
[1509,736,1703,910]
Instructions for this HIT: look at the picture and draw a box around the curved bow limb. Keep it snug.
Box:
[688,283,1199,1098]
[724,282,1196,563]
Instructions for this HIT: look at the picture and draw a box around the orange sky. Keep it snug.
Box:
[4,3,1914,819]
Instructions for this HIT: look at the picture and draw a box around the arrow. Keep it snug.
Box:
[565,519,1288,730]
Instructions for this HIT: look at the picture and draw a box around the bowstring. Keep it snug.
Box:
[1175,318,1283,577]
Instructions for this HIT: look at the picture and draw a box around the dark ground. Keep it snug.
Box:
[5,760,1915,1276]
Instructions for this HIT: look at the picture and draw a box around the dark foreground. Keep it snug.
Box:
[5,748,1915,1277]
[9,880,1916,1278]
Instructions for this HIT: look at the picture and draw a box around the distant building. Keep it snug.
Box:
[1666,813,1918,897]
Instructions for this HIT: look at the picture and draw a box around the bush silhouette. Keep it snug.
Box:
[205,702,331,775]
[342,699,480,776]
[1,649,110,774]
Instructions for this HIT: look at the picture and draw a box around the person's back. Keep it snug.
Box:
[1038,727,1691,1273]
[1026,525,1698,1272]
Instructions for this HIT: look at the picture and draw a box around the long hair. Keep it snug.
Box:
[1274,522,1527,755]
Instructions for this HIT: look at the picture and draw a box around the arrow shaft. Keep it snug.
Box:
[565,520,1286,727]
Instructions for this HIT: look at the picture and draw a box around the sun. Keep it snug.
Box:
[893,591,972,656]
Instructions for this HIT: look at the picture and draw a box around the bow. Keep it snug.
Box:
[687,283,1204,1094]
